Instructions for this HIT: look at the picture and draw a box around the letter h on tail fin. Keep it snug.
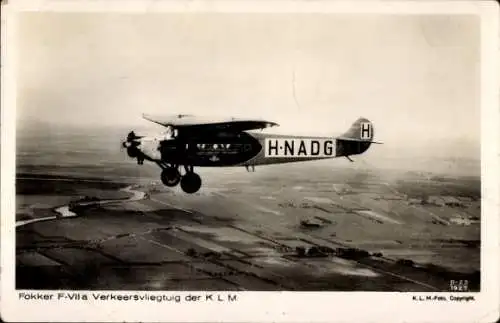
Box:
[360,122,372,140]
[335,117,382,161]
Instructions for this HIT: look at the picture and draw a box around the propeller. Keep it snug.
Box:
[121,131,142,158]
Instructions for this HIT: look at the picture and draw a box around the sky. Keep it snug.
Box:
[16,13,480,159]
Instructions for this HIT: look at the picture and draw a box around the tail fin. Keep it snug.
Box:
[338,117,375,142]
[335,118,380,158]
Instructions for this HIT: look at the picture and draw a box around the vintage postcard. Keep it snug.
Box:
[1,0,499,322]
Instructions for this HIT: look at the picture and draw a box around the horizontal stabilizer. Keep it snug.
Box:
[335,137,383,144]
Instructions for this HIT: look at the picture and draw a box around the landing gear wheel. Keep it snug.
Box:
[180,172,202,194]
[161,167,181,187]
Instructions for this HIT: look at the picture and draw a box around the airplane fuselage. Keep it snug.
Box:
[159,131,261,166]
[123,115,376,193]
[136,131,371,168]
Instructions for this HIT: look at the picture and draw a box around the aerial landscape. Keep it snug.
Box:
[13,12,481,293]
[15,123,481,291]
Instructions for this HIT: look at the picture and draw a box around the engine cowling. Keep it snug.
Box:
[123,131,142,159]
[127,146,139,158]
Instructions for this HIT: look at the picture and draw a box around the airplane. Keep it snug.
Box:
[121,114,381,194]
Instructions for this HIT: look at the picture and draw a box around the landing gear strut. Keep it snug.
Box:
[159,164,202,194]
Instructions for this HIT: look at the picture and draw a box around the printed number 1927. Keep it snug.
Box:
[450,280,469,292]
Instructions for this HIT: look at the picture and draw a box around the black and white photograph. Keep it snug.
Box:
[2,1,499,322]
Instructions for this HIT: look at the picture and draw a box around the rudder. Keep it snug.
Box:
[335,118,377,157]
[339,117,374,142]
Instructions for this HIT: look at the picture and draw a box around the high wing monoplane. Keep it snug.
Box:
[122,114,381,193]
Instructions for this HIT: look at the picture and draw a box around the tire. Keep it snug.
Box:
[180,172,202,194]
[161,167,181,187]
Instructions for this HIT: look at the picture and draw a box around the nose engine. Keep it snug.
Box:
[122,131,143,163]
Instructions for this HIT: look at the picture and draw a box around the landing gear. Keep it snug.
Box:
[180,172,202,194]
[161,167,181,187]
[159,164,202,193]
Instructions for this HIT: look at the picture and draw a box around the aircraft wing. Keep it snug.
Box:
[142,113,278,132]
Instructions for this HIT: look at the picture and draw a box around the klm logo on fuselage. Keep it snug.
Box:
[265,138,335,158]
